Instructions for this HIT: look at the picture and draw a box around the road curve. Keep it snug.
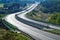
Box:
[4,2,60,40]
[17,12,60,30]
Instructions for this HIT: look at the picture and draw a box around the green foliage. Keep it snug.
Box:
[45,29,60,35]
[0,14,6,29]
[26,12,41,22]
[0,4,4,8]
[49,13,60,25]
[0,29,31,40]
[40,0,60,13]
[0,14,5,19]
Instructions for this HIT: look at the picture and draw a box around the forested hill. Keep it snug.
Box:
[0,0,35,4]
[0,0,35,14]
[40,0,60,13]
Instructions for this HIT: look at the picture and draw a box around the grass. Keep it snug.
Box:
[44,29,60,35]
[0,29,32,40]
[0,14,7,29]
[0,14,6,19]
[26,12,60,26]
[26,13,41,22]
[0,4,4,8]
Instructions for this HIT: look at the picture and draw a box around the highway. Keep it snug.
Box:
[4,2,60,40]
[17,11,60,30]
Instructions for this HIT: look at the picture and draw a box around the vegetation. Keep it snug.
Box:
[0,29,31,40]
[49,12,60,25]
[0,3,27,14]
[0,14,6,29]
[40,0,60,13]
[26,11,41,22]
[0,4,4,8]
[44,29,60,35]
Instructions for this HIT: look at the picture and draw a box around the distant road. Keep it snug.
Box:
[4,2,60,40]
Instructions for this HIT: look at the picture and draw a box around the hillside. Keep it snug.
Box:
[40,0,60,13]
[0,29,31,40]
[0,0,35,4]
[0,0,35,14]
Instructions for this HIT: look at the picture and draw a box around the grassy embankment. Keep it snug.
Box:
[26,12,41,22]
[44,29,60,35]
[0,29,31,40]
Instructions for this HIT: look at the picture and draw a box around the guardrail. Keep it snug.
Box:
[2,19,35,40]
[2,19,18,31]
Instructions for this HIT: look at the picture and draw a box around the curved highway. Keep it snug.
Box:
[17,12,60,30]
[4,2,60,40]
